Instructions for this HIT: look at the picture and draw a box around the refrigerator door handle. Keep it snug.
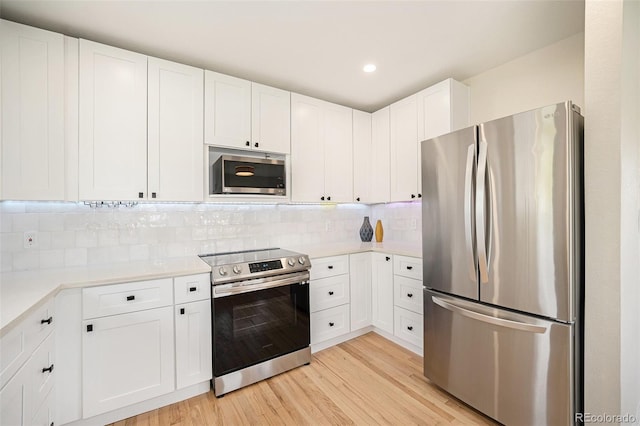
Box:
[431,296,547,334]
[476,138,490,283]
[464,144,476,281]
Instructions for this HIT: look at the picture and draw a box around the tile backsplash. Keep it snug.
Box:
[0,201,422,272]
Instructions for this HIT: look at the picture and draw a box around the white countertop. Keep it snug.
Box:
[0,256,211,335]
[0,242,421,335]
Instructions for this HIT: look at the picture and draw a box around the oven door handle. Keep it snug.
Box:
[213,271,310,298]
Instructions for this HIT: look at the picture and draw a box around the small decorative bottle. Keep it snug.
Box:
[359,216,373,242]
[375,220,384,243]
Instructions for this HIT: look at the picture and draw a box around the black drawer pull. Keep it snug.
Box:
[406,266,413,270]
[41,316,53,325]
[407,326,413,331]
[180,308,185,315]
[407,293,413,298]
[87,324,93,332]
[329,322,335,327]
[385,256,390,261]
[411,194,416,199]
[126,295,135,301]
[246,141,250,146]
[327,196,331,201]
[138,192,144,198]
[189,286,197,292]
[328,265,333,269]
[42,364,54,374]
[152,192,157,199]
[328,291,334,296]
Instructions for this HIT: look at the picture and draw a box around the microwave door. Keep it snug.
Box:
[217,157,286,195]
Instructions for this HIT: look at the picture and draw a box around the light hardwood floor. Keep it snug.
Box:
[110,332,497,425]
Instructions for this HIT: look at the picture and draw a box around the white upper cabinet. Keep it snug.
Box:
[371,107,391,203]
[251,82,291,154]
[291,93,353,203]
[79,39,148,201]
[1,20,65,200]
[204,71,251,149]
[389,94,419,202]
[148,57,203,201]
[204,72,290,154]
[352,110,372,203]
[417,78,470,142]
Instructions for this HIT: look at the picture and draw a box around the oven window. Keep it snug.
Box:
[213,283,309,377]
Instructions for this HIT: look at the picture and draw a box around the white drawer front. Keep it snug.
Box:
[29,332,55,416]
[174,274,211,304]
[310,255,349,280]
[394,306,423,349]
[393,255,422,280]
[311,304,350,344]
[310,275,350,313]
[1,298,55,390]
[393,276,423,315]
[82,279,173,319]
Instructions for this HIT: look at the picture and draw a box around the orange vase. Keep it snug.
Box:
[375,220,384,242]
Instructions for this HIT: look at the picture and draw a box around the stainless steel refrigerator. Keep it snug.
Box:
[421,101,583,425]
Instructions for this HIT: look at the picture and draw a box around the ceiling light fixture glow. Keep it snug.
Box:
[363,64,376,73]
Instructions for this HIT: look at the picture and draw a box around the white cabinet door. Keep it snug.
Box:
[251,83,290,154]
[0,364,28,426]
[82,306,174,418]
[175,300,212,389]
[323,103,353,202]
[148,57,204,202]
[204,71,251,149]
[291,94,325,202]
[1,20,65,201]
[371,106,391,203]
[389,94,419,202]
[352,110,372,203]
[79,39,147,201]
[349,252,372,331]
[371,252,394,334]
[417,78,470,142]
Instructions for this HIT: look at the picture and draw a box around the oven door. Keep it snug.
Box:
[212,272,310,377]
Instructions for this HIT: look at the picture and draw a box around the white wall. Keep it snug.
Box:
[464,33,584,124]
[620,0,640,420]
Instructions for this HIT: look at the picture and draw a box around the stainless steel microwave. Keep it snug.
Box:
[211,155,286,195]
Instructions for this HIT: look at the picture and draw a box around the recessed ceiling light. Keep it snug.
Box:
[363,64,376,73]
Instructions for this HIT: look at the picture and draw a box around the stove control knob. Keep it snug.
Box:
[218,267,227,276]
[233,265,242,274]
[298,257,306,265]
[287,258,295,267]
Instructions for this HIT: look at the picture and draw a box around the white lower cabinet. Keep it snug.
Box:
[310,255,351,345]
[371,253,394,334]
[311,304,350,343]
[32,387,55,426]
[0,366,28,426]
[175,299,212,389]
[393,307,423,348]
[349,252,372,331]
[82,306,175,418]
[392,255,424,351]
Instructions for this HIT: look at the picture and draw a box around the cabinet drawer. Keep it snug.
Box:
[310,255,349,280]
[394,306,423,349]
[394,276,423,314]
[1,298,55,390]
[310,275,350,313]
[174,274,211,304]
[311,304,350,344]
[29,332,55,416]
[393,255,422,280]
[82,278,173,319]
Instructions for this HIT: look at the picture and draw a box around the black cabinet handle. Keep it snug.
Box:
[189,286,197,292]
[356,197,360,202]
[327,196,331,201]
[126,295,135,301]
[407,293,413,298]
[152,192,157,199]
[50,422,54,426]
[328,265,333,269]
[254,142,259,148]
[329,322,335,327]
[41,316,53,325]
[246,141,250,146]
[407,266,413,270]
[321,196,325,201]
[86,324,93,332]
[180,308,185,315]
[418,193,422,198]
[411,194,416,199]
[328,291,334,296]
[385,256,390,261]
[42,364,54,374]
[407,326,413,331]
[138,192,144,198]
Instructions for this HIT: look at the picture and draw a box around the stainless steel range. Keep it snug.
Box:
[199,248,311,397]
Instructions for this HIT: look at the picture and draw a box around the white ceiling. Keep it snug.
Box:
[0,0,585,112]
